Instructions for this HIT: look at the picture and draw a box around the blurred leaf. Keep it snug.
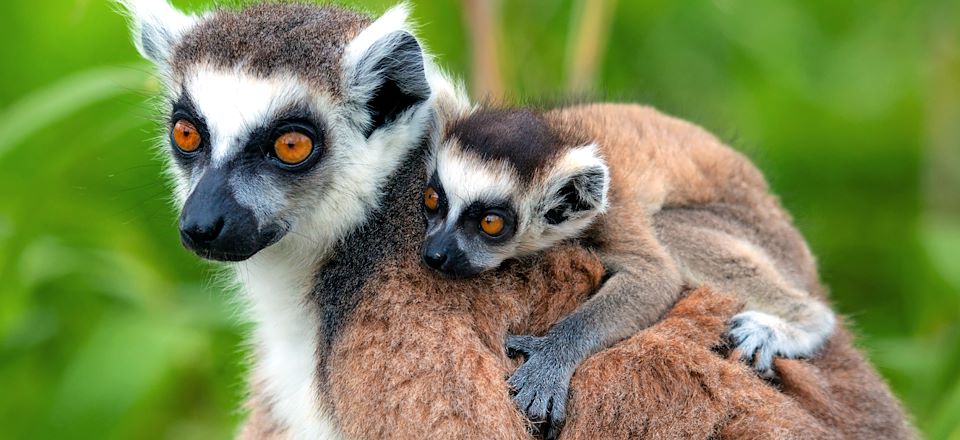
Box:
[42,314,204,439]
[0,66,151,161]
[929,375,960,440]
[922,218,960,292]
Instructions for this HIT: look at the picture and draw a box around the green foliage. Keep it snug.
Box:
[0,0,956,438]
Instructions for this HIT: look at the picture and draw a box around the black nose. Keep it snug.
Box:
[423,249,447,270]
[180,216,225,246]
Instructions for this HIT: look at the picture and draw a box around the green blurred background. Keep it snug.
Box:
[1,0,957,438]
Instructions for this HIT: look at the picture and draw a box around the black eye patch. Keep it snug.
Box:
[168,94,210,169]
[220,105,327,174]
[459,200,517,244]
[424,172,449,215]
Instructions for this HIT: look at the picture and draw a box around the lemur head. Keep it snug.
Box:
[119,0,444,261]
[422,109,610,278]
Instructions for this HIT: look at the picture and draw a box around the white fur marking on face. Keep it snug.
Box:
[229,171,287,227]
[434,144,519,215]
[183,68,309,166]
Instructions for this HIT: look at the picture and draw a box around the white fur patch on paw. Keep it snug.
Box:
[727,311,826,375]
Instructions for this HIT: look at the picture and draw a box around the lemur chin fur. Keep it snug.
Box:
[423,107,837,433]
[119,1,469,438]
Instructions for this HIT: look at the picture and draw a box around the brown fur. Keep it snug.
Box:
[562,288,913,439]
[327,246,603,439]
[172,4,370,93]
[542,104,776,212]
[316,244,914,439]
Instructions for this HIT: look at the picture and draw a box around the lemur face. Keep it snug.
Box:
[421,151,522,277]
[121,1,435,261]
[165,72,331,261]
[422,110,611,277]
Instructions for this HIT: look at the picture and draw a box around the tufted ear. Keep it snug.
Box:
[343,5,431,138]
[116,0,198,66]
[543,145,610,226]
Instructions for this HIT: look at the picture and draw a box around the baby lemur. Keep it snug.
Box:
[421,105,836,432]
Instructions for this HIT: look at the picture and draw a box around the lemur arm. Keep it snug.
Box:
[547,219,682,361]
[506,214,683,435]
[654,206,837,373]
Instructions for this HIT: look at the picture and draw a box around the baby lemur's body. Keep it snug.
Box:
[422,105,836,432]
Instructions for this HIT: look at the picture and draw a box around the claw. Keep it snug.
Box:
[545,395,566,439]
[506,334,543,358]
[727,311,785,376]
[528,393,551,421]
[513,388,536,413]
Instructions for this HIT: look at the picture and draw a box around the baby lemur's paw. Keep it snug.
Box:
[506,334,574,440]
[728,311,824,377]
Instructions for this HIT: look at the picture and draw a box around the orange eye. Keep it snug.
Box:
[274,132,314,165]
[423,187,440,211]
[172,120,201,153]
[480,213,504,236]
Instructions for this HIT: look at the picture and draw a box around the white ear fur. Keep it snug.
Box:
[116,0,198,65]
[542,144,610,225]
[341,4,431,134]
[342,3,416,97]
[344,4,413,66]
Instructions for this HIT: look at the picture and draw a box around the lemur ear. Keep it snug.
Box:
[116,0,198,66]
[543,145,610,225]
[343,5,431,138]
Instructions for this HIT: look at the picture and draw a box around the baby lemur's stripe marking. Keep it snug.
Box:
[447,109,582,182]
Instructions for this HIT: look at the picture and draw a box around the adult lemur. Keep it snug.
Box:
[421,108,836,430]
[119,1,474,437]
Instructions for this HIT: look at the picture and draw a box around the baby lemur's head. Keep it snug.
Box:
[422,109,610,277]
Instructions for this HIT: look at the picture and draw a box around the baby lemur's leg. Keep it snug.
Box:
[654,206,836,375]
[507,216,683,436]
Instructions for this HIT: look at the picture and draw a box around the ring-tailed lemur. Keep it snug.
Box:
[118,1,476,438]
[422,107,837,432]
